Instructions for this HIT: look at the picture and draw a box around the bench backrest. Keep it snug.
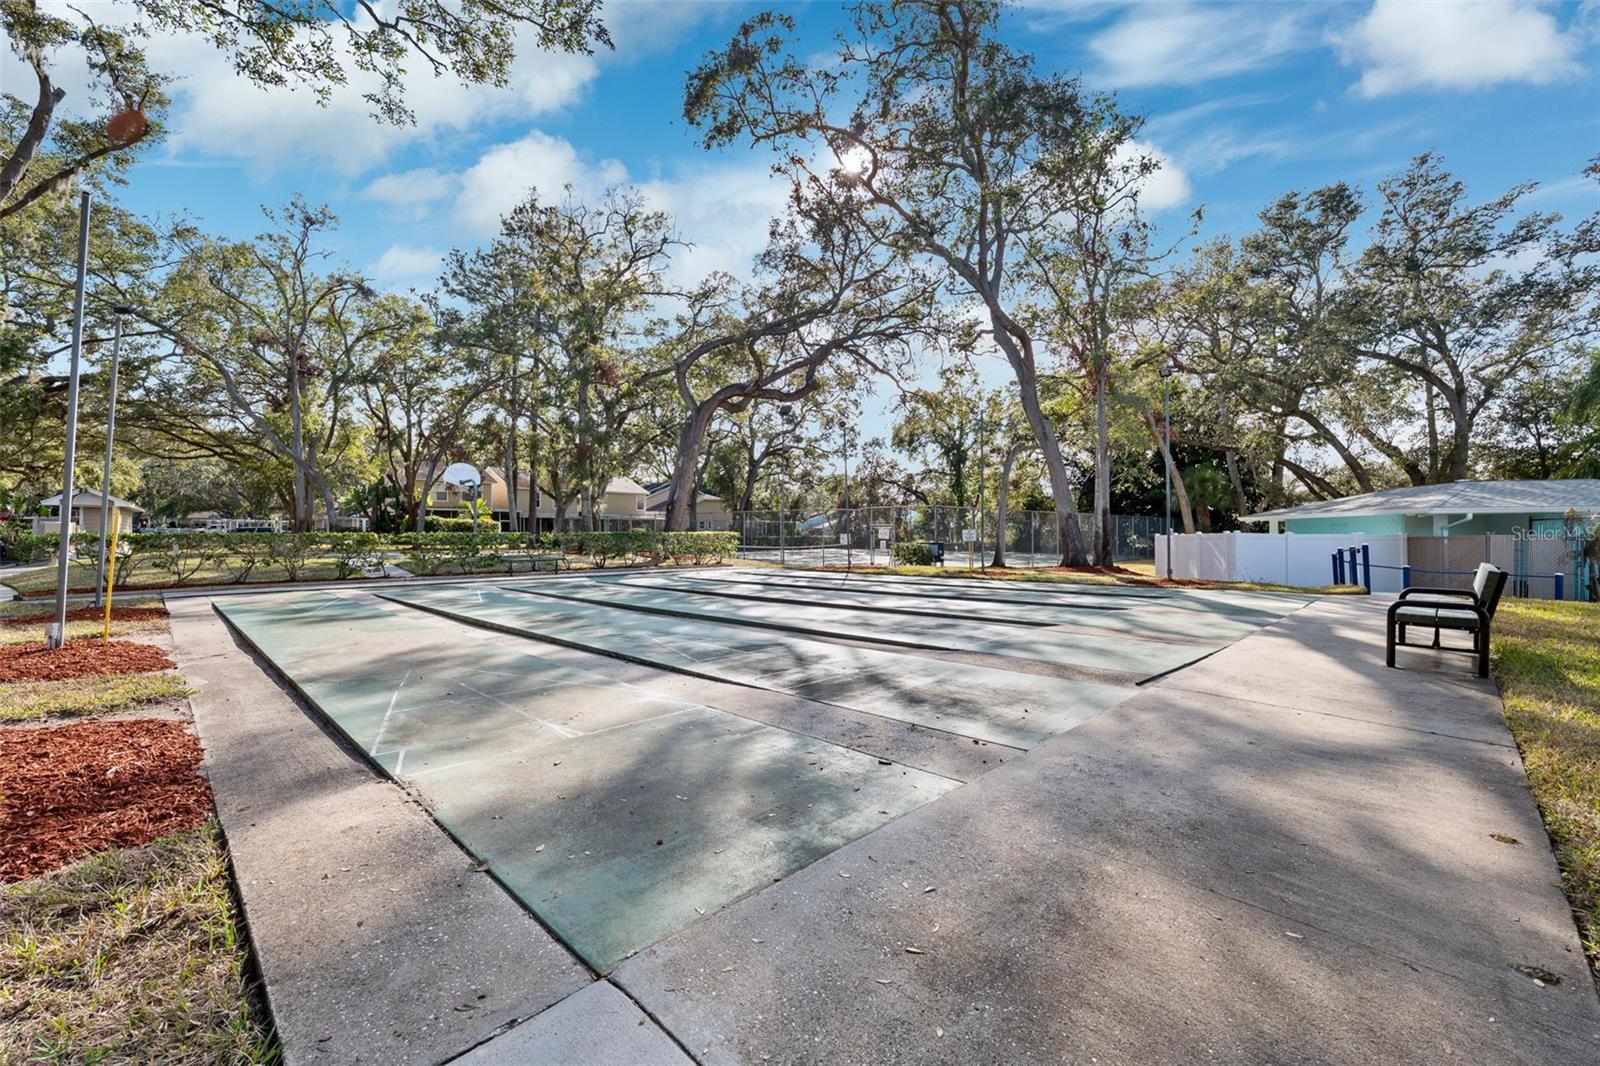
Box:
[1476,564,1508,619]
[1470,562,1495,602]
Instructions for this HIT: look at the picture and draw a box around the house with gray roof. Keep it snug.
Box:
[1248,479,1600,537]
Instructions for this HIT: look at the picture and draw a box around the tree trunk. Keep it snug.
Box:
[991,442,1023,568]
[290,395,308,532]
[1293,408,1374,493]
[666,403,717,531]
[1145,411,1194,534]
[526,399,541,534]
[1092,360,1112,567]
[1425,382,1440,479]
[1225,450,1247,520]
[1444,392,1471,481]
[985,313,1089,566]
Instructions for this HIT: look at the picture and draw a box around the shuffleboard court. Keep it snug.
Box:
[687,567,1314,623]
[500,577,1222,678]
[378,584,1133,747]
[600,572,1270,643]
[212,591,956,972]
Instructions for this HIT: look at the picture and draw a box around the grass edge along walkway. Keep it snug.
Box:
[1492,599,1600,987]
[0,671,193,723]
[0,821,278,1065]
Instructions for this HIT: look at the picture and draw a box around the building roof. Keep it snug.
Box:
[42,489,144,512]
[474,468,647,496]
[645,492,722,512]
[1250,479,1600,522]
[606,475,648,495]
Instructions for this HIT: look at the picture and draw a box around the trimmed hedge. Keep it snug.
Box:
[890,541,936,566]
[9,528,741,587]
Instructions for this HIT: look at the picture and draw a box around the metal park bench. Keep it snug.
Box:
[1385,562,1508,678]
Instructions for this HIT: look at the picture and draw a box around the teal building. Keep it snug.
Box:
[1248,480,1600,538]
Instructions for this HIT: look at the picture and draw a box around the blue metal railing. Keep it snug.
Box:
[1329,545,1568,600]
[1371,561,1565,601]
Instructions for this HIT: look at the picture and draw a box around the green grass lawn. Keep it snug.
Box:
[0,614,170,647]
[1493,599,1600,982]
[0,823,277,1064]
[0,673,194,724]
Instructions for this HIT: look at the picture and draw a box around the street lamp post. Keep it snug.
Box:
[47,191,92,650]
[94,306,135,608]
[1160,365,1176,581]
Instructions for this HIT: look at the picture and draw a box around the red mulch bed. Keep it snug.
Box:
[0,639,174,684]
[0,719,213,882]
[1,605,168,627]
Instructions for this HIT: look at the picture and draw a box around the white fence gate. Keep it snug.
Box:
[1156,533,1410,592]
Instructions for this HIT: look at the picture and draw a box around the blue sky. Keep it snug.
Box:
[21,1,1600,454]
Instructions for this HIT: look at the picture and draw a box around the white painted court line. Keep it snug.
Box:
[456,680,585,739]
[583,707,692,736]
[369,668,412,756]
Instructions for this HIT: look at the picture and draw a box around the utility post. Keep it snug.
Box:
[1160,364,1176,581]
[94,306,135,608]
[47,192,92,649]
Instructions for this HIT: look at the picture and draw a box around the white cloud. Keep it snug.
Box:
[362,168,459,215]
[451,131,628,234]
[9,1,602,176]
[599,0,731,58]
[403,127,789,280]
[638,162,793,283]
[1334,0,1583,96]
[1119,141,1192,212]
[370,244,444,281]
[159,33,597,176]
[1087,3,1311,87]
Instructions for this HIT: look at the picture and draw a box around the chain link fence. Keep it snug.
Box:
[731,507,1162,569]
[1402,533,1595,601]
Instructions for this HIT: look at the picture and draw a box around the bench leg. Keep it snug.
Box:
[1386,620,1397,668]
[1477,626,1490,678]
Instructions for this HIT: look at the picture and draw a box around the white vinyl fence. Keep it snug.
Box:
[1156,531,1585,599]
[1156,533,1409,591]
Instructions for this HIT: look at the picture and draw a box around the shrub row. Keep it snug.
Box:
[890,541,937,566]
[7,529,740,585]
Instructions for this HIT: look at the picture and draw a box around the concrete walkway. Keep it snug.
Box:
[170,590,1600,1064]
[615,597,1600,1064]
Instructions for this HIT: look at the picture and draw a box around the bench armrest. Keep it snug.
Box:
[1398,586,1476,601]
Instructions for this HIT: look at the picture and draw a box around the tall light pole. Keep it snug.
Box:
[47,191,92,649]
[1160,364,1176,581]
[94,305,134,608]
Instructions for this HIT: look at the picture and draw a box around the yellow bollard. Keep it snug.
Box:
[102,510,121,643]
